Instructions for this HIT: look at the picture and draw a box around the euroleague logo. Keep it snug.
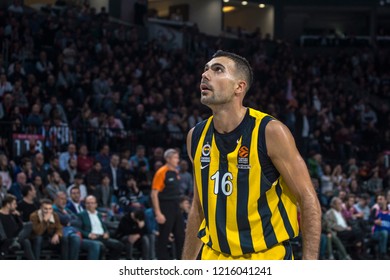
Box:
[238,146,249,158]
[237,145,250,169]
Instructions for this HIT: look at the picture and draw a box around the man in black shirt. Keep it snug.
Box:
[0,194,34,259]
[17,184,39,222]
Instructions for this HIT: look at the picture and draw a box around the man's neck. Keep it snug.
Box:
[166,163,176,171]
[23,196,34,204]
[0,207,10,215]
[71,199,80,204]
[212,106,247,134]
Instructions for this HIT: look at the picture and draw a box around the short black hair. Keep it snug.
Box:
[133,209,145,221]
[212,50,253,92]
[2,194,16,206]
[21,184,33,197]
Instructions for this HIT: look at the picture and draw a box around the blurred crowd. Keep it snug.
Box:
[0,0,389,259]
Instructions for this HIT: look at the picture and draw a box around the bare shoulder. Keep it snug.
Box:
[265,119,297,158]
[186,127,195,162]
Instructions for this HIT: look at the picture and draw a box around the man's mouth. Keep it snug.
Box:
[200,83,212,93]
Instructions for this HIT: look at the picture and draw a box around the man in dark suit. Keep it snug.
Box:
[78,195,124,259]
[66,186,85,215]
[103,154,124,197]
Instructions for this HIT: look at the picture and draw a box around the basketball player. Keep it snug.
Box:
[182,50,321,260]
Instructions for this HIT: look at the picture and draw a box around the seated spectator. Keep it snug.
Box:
[118,175,146,213]
[30,198,64,260]
[103,154,123,195]
[77,144,93,175]
[53,191,101,260]
[26,103,43,131]
[148,147,164,173]
[0,73,13,98]
[47,155,61,174]
[129,145,150,172]
[67,173,87,201]
[45,170,67,200]
[32,153,48,186]
[59,143,77,172]
[0,154,13,191]
[178,160,193,196]
[31,175,47,203]
[17,184,39,222]
[21,140,39,164]
[52,191,81,259]
[95,143,110,169]
[0,176,8,207]
[325,197,365,259]
[61,158,78,186]
[115,209,150,259]
[35,51,54,82]
[0,194,34,259]
[9,172,27,202]
[78,195,124,259]
[85,160,103,195]
[94,174,115,218]
[320,208,351,260]
[17,157,34,183]
[66,186,85,215]
[370,194,390,259]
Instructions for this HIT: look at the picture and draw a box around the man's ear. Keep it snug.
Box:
[235,80,247,95]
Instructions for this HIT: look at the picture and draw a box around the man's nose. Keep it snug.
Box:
[201,69,210,80]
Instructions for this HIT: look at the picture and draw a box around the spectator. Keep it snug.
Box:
[9,172,27,201]
[0,154,13,190]
[53,191,101,260]
[115,209,150,259]
[0,73,13,98]
[61,158,78,186]
[67,173,87,201]
[325,197,365,259]
[77,144,93,175]
[85,160,103,195]
[17,184,39,222]
[66,186,85,215]
[35,51,54,82]
[149,147,165,172]
[32,153,47,186]
[129,145,150,172]
[30,198,63,260]
[94,174,115,219]
[95,143,110,169]
[370,194,390,259]
[118,175,146,213]
[103,154,123,195]
[45,170,67,200]
[178,159,193,196]
[0,194,34,260]
[78,195,124,259]
[52,191,81,259]
[59,143,77,172]
[31,175,47,203]
[0,176,7,207]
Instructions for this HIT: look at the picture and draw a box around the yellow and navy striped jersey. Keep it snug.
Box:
[191,108,299,256]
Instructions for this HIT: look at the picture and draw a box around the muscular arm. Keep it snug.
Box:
[182,128,204,260]
[266,120,321,260]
